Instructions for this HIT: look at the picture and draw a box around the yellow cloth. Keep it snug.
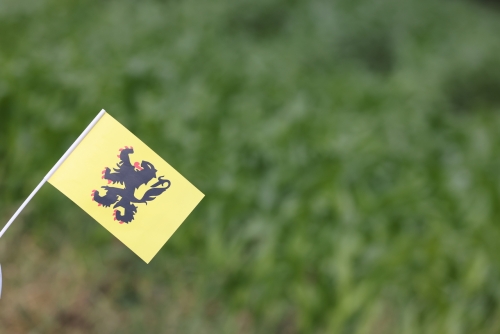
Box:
[48,113,204,263]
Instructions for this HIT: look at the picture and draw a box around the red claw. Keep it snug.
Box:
[119,221,124,224]
[118,146,133,154]
[108,179,112,184]
[98,203,102,207]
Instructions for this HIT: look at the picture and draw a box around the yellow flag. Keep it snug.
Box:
[48,112,204,263]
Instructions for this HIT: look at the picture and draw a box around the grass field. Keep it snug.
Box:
[1,0,500,332]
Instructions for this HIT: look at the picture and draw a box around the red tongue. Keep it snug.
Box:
[134,162,143,170]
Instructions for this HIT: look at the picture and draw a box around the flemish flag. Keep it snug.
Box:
[48,112,204,263]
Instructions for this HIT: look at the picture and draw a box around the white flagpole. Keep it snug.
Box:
[0,109,107,239]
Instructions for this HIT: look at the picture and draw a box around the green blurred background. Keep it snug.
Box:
[1,0,500,332]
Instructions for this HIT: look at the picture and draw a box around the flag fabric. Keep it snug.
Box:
[48,112,204,263]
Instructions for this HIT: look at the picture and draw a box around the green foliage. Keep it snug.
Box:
[1,0,500,332]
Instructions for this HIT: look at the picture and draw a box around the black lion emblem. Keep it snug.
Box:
[91,146,171,224]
